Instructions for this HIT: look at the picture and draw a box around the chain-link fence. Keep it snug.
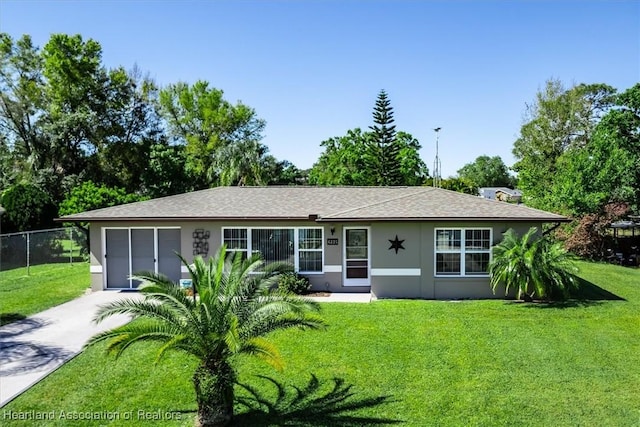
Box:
[0,227,88,273]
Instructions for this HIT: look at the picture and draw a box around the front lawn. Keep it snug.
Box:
[3,261,640,425]
[0,263,90,326]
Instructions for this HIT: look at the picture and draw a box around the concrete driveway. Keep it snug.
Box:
[0,291,142,407]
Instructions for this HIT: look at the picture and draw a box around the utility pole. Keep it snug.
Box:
[433,127,442,188]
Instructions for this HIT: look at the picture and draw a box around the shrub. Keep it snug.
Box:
[278,272,311,294]
[490,227,579,301]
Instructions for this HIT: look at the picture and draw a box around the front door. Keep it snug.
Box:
[344,227,370,286]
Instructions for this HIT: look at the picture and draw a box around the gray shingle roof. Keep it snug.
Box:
[59,186,566,222]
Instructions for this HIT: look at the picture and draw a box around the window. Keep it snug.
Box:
[222,227,323,274]
[251,228,295,264]
[223,228,248,258]
[435,228,492,276]
[298,228,323,273]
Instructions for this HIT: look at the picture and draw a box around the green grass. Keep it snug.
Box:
[0,263,90,326]
[3,262,640,426]
[58,238,86,259]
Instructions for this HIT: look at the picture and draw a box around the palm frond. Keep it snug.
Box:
[239,337,283,370]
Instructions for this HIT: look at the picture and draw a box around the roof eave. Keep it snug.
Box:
[56,216,314,222]
[317,216,569,222]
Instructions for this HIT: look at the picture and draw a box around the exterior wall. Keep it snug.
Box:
[180,221,370,294]
[90,219,544,298]
[370,220,542,300]
[370,222,423,298]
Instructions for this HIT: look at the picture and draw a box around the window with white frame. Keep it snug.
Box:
[222,227,323,273]
[298,228,323,272]
[435,228,492,276]
[223,228,248,258]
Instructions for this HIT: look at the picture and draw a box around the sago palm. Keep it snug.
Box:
[489,227,578,301]
[87,245,325,427]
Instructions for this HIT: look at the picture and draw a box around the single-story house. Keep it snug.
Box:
[60,186,566,299]
[479,187,523,203]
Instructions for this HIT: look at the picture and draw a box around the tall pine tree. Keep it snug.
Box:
[368,90,403,185]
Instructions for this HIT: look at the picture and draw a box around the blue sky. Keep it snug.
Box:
[1,0,638,177]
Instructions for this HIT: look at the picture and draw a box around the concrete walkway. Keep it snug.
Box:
[0,291,142,407]
[307,292,372,303]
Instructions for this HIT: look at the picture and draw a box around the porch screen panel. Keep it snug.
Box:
[106,229,130,289]
[131,229,155,287]
[251,229,295,264]
[158,229,181,282]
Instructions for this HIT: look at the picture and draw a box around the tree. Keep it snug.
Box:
[90,66,165,193]
[560,202,630,259]
[489,227,578,301]
[436,177,478,195]
[457,155,515,188]
[367,90,403,185]
[158,81,266,188]
[59,180,145,243]
[260,157,306,185]
[0,182,57,232]
[88,246,325,426]
[552,84,640,216]
[0,33,46,170]
[308,129,428,186]
[140,143,192,198]
[512,79,616,211]
[212,139,269,186]
[1,33,164,224]
[395,132,429,185]
[308,128,373,185]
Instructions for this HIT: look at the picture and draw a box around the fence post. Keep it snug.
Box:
[69,227,73,264]
[26,231,30,276]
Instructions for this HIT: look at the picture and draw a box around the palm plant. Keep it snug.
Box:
[87,245,325,427]
[489,227,578,301]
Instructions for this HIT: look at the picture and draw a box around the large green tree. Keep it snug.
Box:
[308,128,371,185]
[158,81,267,188]
[367,90,403,185]
[0,182,57,232]
[88,247,325,426]
[552,84,640,216]
[0,33,163,218]
[457,155,515,188]
[58,180,145,242]
[512,79,616,211]
[140,143,191,198]
[308,129,427,186]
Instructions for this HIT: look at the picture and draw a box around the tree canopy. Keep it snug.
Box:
[0,33,299,232]
[457,155,515,188]
[309,90,428,186]
[512,79,617,212]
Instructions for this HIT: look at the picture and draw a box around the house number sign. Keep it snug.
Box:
[327,238,339,245]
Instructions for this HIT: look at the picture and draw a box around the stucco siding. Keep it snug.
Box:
[88,218,547,298]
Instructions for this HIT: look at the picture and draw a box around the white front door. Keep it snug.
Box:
[343,227,370,286]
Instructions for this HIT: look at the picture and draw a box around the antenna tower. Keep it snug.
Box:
[433,127,442,188]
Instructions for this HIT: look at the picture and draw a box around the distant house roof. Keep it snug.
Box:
[479,187,523,197]
[59,186,566,223]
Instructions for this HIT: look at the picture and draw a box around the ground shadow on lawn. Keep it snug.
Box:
[0,313,26,326]
[519,275,625,309]
[232,374,402,426]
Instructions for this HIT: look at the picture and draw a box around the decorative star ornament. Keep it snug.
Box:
[388,235,405,254]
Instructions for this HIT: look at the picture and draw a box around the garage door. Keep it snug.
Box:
[105,228,181,289]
